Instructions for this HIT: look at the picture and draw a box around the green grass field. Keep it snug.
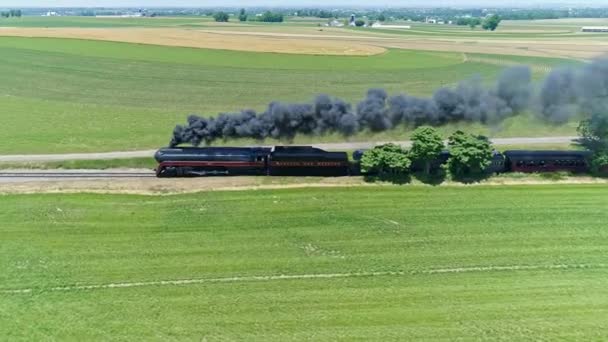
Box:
[0,36,579,154]
[0,157,157,170]
[1,186,608,340]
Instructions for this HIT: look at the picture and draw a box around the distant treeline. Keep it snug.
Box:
[150,7,608,22]
[11,7,608,21]
[1,9,21,18]
[293,7,608,21]
[214,10,283,23]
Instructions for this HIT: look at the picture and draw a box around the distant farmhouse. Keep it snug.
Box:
[581,26,608,32]
[371,22,411,29]
[425,17,446,24]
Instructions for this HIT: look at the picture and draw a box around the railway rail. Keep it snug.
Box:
[0,171,156,180]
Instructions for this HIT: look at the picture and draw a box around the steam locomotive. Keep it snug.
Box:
[154,146,591,177]
[155,146,350,177]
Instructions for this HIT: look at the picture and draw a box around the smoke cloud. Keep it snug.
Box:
[539,58,608,123]
[171,58,608,147]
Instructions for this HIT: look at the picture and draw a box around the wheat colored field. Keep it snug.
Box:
[0,27,387,56]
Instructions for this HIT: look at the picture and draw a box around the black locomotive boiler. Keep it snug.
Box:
[155,146,351,177]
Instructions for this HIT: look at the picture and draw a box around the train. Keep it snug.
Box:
[154,146,592,177]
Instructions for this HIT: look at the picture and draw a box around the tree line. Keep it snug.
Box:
[456,15,501,31]
[214,10,283,23]
[361,118,608,181]
[361,126,495,181]
[1,9,21,18]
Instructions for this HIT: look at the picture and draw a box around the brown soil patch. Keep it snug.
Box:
[0,27,386,56]
[1,176,606,195]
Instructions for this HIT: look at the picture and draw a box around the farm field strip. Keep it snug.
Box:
[4,262,607,294]
[0,27,387,56]
[2,186,608,339]
[2,25,608,59]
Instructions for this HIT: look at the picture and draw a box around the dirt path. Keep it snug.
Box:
[1,172,606,196]
[0,136,579,163]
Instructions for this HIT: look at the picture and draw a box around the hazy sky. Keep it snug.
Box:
[5,0,608,7]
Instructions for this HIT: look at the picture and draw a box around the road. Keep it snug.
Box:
[0,136,578,163]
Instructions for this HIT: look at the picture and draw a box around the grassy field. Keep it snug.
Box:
[0,157,157,170]
[0,36,579,154]
[1,185,608,339]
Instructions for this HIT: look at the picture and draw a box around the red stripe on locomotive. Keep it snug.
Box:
[269,161,348,167]
[159,161,264,168]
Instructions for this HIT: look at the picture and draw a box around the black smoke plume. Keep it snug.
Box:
[539,58,608,123]
[171,58,608,147]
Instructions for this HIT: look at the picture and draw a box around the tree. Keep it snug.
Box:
[467,18,481,29]
[355,19,365,27]
[409,126,444,175]
[482,14,501,31]
[361,143,411,176]
[213,12,230,22]
[378,13,386,22]
[238,8,248,22]
[446,131,494,177]
[578,113,608,174]
[577,113,608,153]
[258,11,283,23]
[1,11,10,18]
[591,152,608,174]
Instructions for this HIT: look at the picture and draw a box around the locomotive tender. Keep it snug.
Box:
[155,146,591,177]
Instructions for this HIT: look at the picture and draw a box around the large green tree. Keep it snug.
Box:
[578,113,608,152]
[258,11,284,22]
[578,113,608,173]
[446,131,494,177]
[409,126,444,175]
[482,14,501,31]
[213,11,230,22]
[238,8,248,22]
[360,143,411,176]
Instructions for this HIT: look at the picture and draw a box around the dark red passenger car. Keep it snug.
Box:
[503,150,592,173]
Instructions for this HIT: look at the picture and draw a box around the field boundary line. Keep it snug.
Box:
[3,263,606,295]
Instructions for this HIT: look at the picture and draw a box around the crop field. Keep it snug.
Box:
[1,185,608,339]
[0,27,388,56]
[0,34,579,154]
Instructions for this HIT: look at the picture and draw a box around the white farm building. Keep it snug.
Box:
[581,26,608,33]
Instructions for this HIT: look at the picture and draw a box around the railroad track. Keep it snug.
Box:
[0,171,156,179]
